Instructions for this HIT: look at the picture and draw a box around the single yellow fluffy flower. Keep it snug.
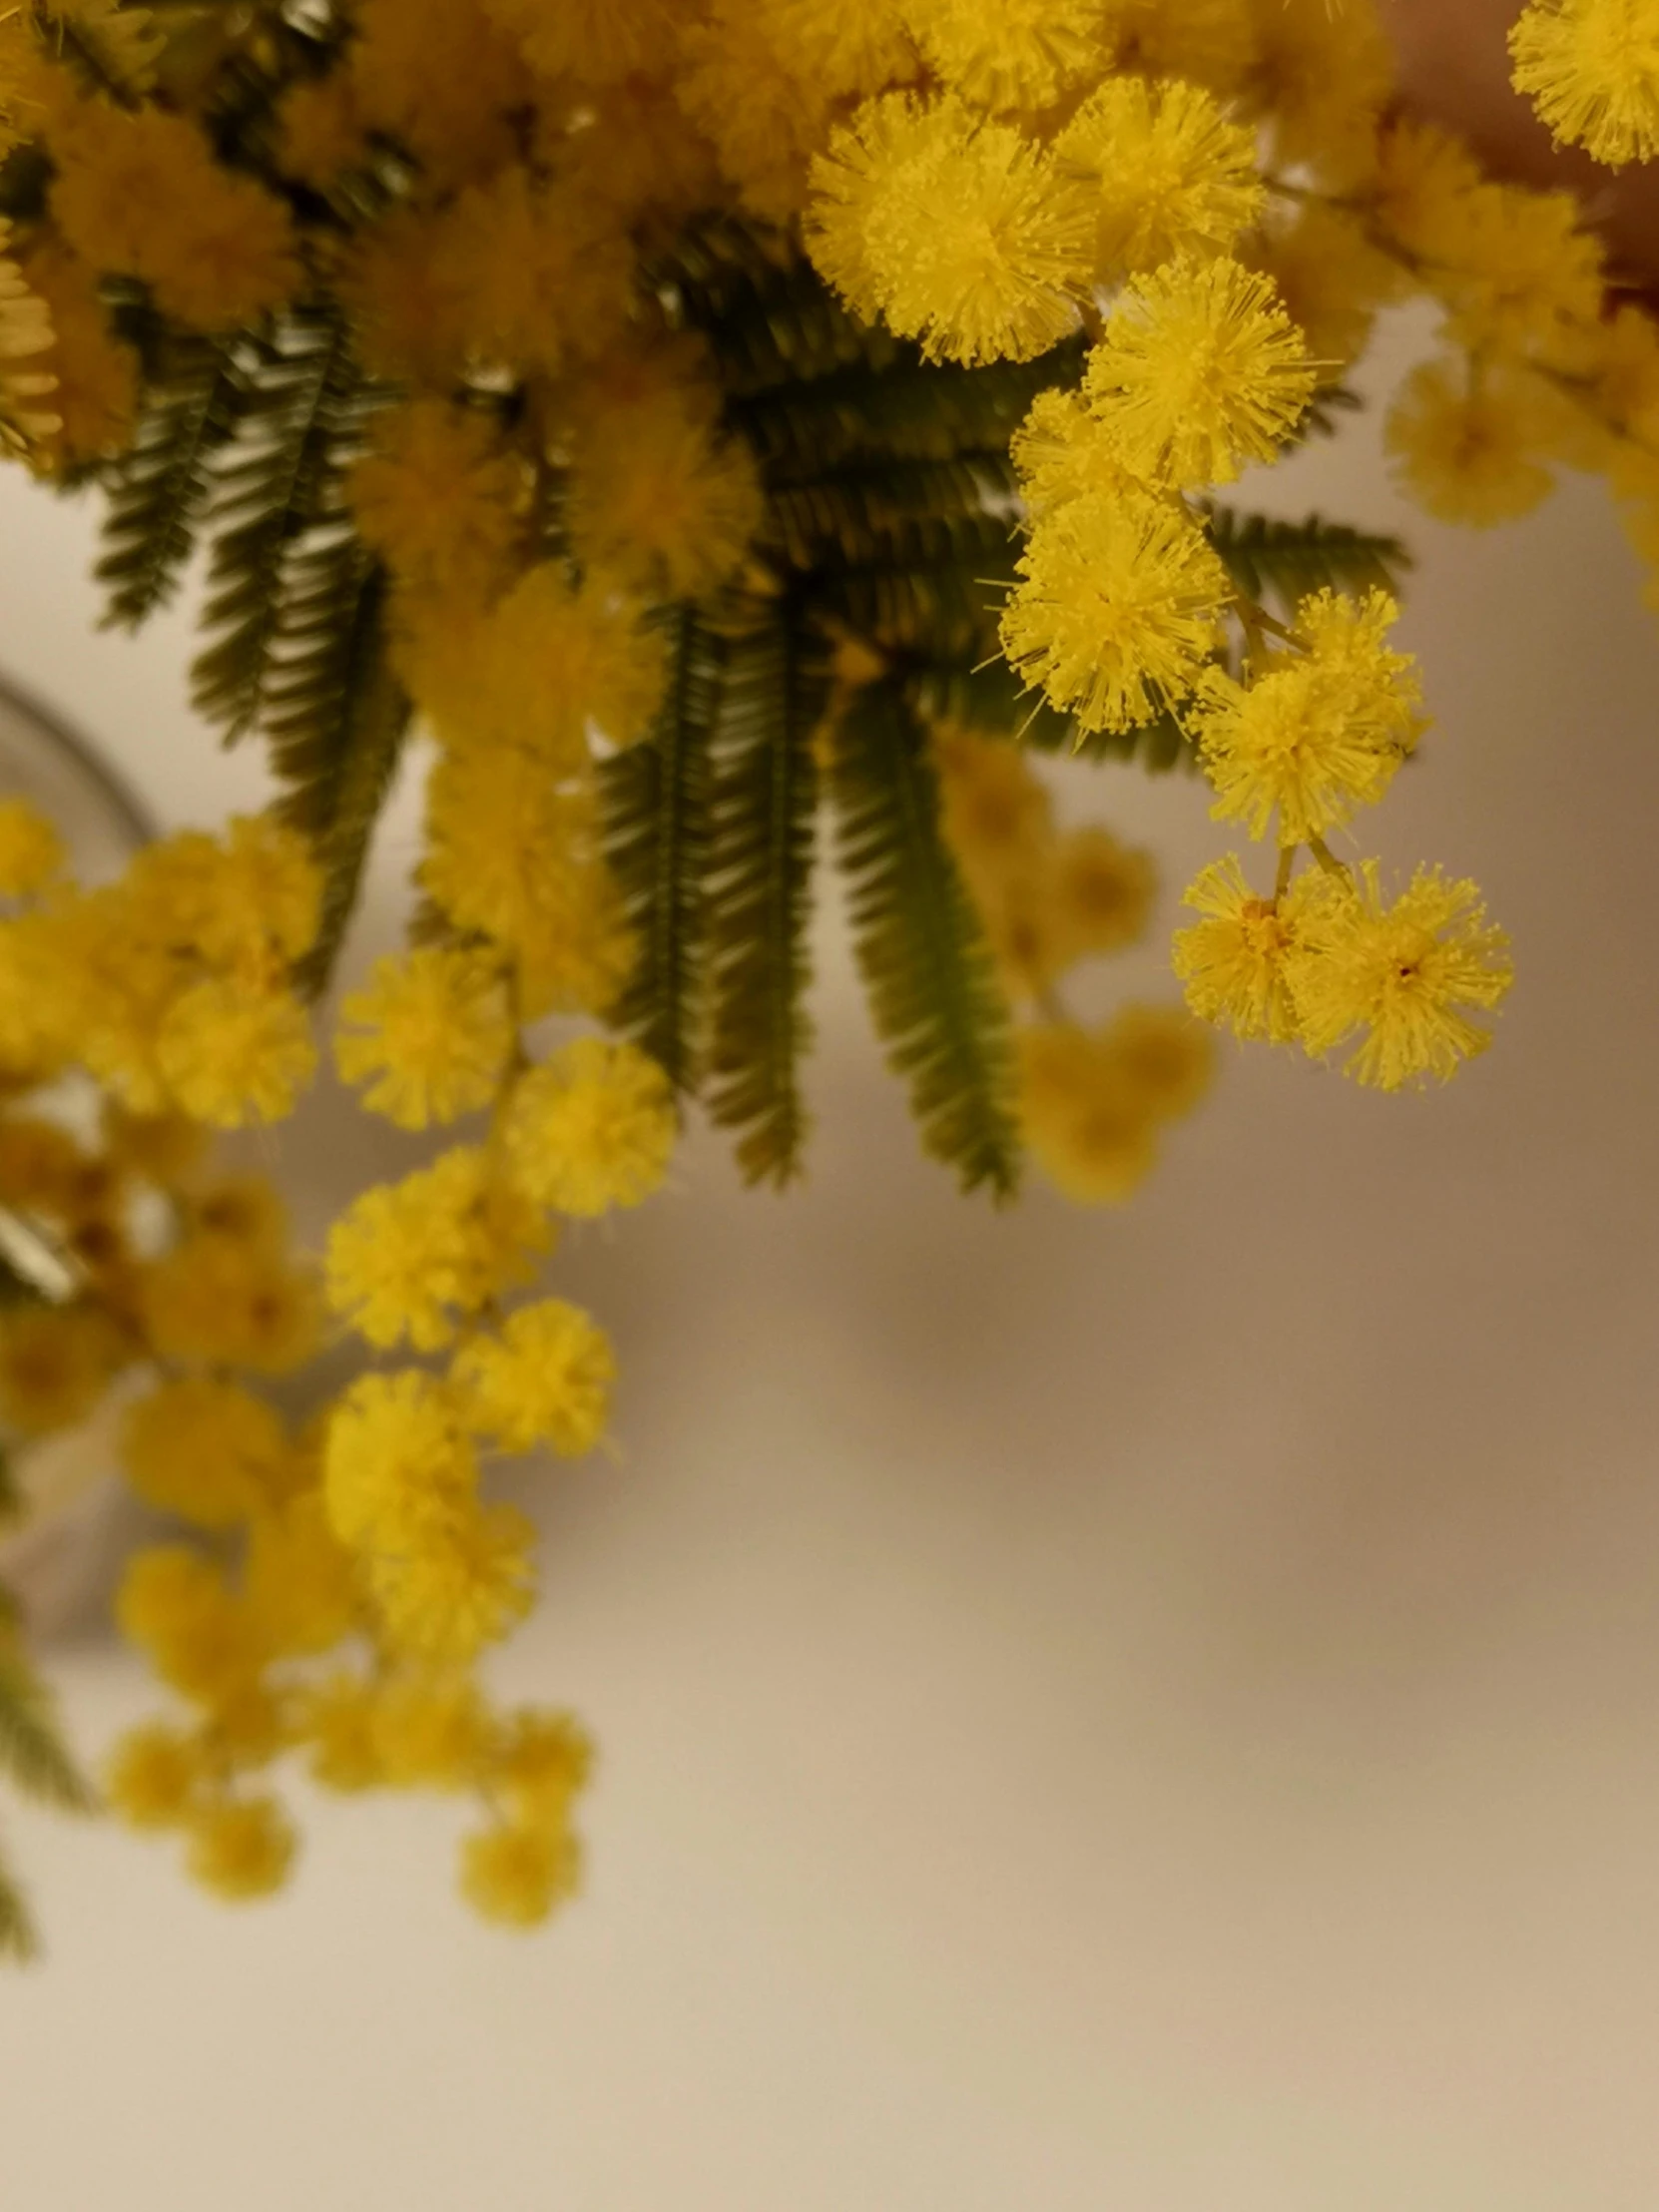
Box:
[567,395,764,602]
[1171,852,1335,1044]
[1056,75,1264,277]
[337,208,474,387]
[1426,180,1606,359]
[121,1379,288,1530]
[1511,0,1659,168]
[1244,0,1394,179]
[491,1709,594,1825]
[459,1818,580,1928]
[0,1301,121,1434]
[1000,487,1230,735]
[140,1234,320,1376]
[1385,359,1558,528]
[322,1371,478,1553]
[274,71,366,187]
[0,797,63,896]
[101,1104,208,1187]
[1049,827,1157,964]
[810,93,1094,365]
[1097,1002,1216,1123]
[106,1725,204,1831]
[485,0,677,85]
[1101,0,1258,92]
[325,1176,474,1352]
[350,0,525,189]
[1192,590,1423,844]
[1249,204,1404,384]
[349,399,526,603]
[0,1114,100,1217]
[503,1037,676,1218]
[676,1,836,224]
[157,980,317,1128]
[372,1678,495,1791]
[186,1174,289,1255]
[933,724,1054,890]
[335,948,514,1131]
[116,1548,267,1706]
[904,0,1105,111]
[1082,258,1316,491]
[186,1795,295,1902]
[432,166,635,378]
[301,1676,383,1793]
[367,1501,536,1663]
[1017,1022,1159,1207]
[244,1496,358,1657]
[1008,387,1141,518]
[451,1300,616,1458]
[407,563,667,762]
[1286,861,1514,1091]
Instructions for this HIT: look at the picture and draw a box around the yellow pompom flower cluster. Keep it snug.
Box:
[1172,587,1512,1092]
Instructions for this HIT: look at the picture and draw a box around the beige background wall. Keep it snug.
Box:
[2,307,1659,2207]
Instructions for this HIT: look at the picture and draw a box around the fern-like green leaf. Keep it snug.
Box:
[0,1653,96,1816]
[830,680,1020,1199]
[95,334,244,629]
[1205,505,1411,615]
[705,603,827,1186]
[0,1833,38,1965]
[601,604,724,1093]
[264,549,411,996]
[191,311,364,741]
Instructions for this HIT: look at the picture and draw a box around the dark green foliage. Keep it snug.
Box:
[114,303,409,993]
[0,143,51,225]
[1206,505,1411,615]
[0,1639,97,1959]
[830,681,1020,1199]
[601,605,725,1094]
[0,1450,17,1528]
[95,334,244,628]
[0,1651,96,1818]
[1301,384,1366,442]
[705,603,826,1186]
[0,1836,37,1966]
[191,310,365,740]
[269,551,410,996]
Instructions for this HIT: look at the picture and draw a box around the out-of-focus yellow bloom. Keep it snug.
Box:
[106,1725,205,1831]
[451,1299,616,1457]
[186,1796,295,1902]
[502,1037,676,1217]
[1386,359,1559,527]
[459,1818,580,1928]
[122,1379,288,1529]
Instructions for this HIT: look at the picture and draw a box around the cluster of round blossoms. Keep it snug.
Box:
[0,0,1658,1946]
[0,794,673,1925]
